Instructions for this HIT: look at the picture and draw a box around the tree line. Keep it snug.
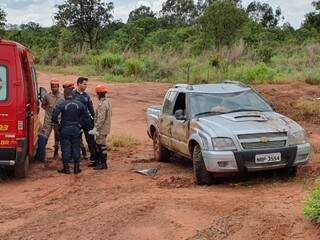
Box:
[0,0,319,62]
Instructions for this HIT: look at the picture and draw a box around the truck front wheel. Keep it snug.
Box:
[15,155,29,178]
[193,145,213,185]
[153,131,170,162]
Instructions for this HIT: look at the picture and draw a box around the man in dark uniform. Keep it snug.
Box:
[73,77,97,166]
[52,87,90,174]
[62,81,88,159]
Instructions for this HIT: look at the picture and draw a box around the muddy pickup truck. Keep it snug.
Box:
[147,81,310,185]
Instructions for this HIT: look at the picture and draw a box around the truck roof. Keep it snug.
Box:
[0,39,27,49]
[171,81,251,94]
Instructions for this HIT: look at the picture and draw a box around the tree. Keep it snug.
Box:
[0,7,7,36]
[160,0,199,26]
[197,0,241,13]
[112,23,145,50]
[54,0,114,49]
[303,1,320,31]
[20,22,41,31]
[246,1,283,28]
[128,5,155,22]
[199,0,249,48]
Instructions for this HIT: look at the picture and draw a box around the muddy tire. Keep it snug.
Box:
[153,130,170,162]
[14,155,29,178]
[193,145,213,185]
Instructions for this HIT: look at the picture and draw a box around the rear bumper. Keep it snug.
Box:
[0,138,28,167]
[0,160,15,166]
[202,143,310,173]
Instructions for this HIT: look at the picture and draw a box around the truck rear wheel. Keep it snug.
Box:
[153,131,170,162]
[193,145,213,185]
[15,155,29,178]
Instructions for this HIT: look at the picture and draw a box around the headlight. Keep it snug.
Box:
[288,130,307,146]
[212,137,237,151]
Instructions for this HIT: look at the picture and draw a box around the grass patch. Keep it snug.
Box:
[226,63,277,84]
[304,69,320,85]
[296,99,320,117]
[304,178,320,223]
[37,64,100,77]
[107,134,140,150]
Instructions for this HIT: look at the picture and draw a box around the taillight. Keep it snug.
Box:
[17,120,24,137]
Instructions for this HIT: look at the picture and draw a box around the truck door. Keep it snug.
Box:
[21,52,40,157]
[159,91,177,149]
[0,45,18,152]
[171,92,189,156]
[30,65,41,155]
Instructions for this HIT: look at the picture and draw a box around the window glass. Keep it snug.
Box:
[162,91,177,115]
[0,66,8,101]
[190,90,273,116]
[31,66,38,101]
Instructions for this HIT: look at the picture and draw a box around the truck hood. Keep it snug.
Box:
[196,111,302,137]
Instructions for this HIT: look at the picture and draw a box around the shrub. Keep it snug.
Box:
[39,48,58,65]
[209,53,220,68]
[98,53,123,69]
[228,63,276,84]
[107,134,139,150]
[180,58,196,83]
[124,58,143,77]
[296,99,320,117]
[304,178,320,223]
[257,46,275,63]
[304,70,320,85]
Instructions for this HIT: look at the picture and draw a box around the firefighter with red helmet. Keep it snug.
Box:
[36,78,64,161]
[89,85,112,170]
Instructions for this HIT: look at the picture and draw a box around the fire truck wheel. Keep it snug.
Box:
[15,155,29,178]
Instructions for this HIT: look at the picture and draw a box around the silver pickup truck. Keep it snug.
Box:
[147,81,310,185]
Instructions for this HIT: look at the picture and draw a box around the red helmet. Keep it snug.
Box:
[63,81,75,89]
[95,85,108,93]
[50,78,60,86]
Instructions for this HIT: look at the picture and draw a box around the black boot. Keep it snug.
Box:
[58,164,70,174]
[74,162,82,174]
[88,161,97,167]
[94,153,107,170]
[93,163,106,170]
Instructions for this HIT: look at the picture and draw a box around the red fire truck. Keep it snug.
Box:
[0,39,45,177]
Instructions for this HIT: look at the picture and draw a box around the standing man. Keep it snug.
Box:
[73,77,96,165]
[52,87,90,174]
[89,85,112,170]
[63,80,88,159]
[39,78,64,160]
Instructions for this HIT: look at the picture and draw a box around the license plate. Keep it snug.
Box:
[255,153,281,164]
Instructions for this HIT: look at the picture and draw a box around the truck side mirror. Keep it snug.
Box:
[175,109,186,121]
[38,87,47,101]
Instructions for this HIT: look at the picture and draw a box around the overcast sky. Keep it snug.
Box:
[0,0,315,29]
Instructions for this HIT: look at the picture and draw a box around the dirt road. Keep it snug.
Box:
[0,72,320,240]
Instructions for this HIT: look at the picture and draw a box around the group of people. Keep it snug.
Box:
[37,77,112,174]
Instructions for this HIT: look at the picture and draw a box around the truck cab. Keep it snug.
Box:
[0,39,44,177]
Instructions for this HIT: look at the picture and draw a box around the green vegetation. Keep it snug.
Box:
[304,178,320,223]
[108,134,140,150]
[2,0,320,84]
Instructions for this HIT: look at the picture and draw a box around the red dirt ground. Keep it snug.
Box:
[0,72,320,240]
